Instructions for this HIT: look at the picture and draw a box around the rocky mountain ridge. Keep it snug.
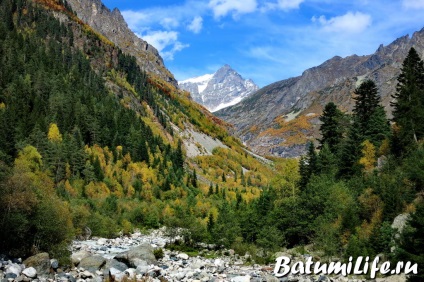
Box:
[179,65,259,112]
[65,0,177,86]
[216,28,424,157]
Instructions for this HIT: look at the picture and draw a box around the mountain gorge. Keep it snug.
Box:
[216,28,424,157]
[179,65,259,112]
[1,0,424,280]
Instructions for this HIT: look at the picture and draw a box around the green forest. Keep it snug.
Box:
[0,0,422,280]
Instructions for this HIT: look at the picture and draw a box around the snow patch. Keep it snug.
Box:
[179,73,213,94]
[211,96,244,112]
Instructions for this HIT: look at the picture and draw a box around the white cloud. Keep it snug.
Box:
[402,0,424,9]
[208,0,257,18]
[263,0,304,11]
[142,31,179,52]
[160,17,180,29]
[312,11,372,34]
[141,31,188,60]
[277,0,304,10]
[121,10,149,30]
[163,42,190,60]
[188,16,203,33]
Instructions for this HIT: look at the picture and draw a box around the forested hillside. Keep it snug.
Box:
[0,0,293,262]
[0,0,422,280]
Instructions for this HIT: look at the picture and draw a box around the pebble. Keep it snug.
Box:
[0,227,408,282]
[22,267,37,279]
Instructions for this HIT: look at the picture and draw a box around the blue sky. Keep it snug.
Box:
[101,0,424,87]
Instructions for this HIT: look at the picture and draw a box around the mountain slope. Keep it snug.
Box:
[0,0,289,259]
[65,0,177,86]
[216,28,424,157]
[179,65,259,112]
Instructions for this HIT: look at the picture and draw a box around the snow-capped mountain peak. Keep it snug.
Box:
[179,65,259,112]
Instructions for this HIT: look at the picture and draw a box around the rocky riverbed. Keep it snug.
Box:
[0,228,407,282]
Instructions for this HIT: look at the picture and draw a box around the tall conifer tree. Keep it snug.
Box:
[319,102,344,153]
[391,47,424,155]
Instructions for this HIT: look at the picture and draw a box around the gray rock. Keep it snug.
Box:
[231,275,251,282]
[23,253,50,275]
[201,276,210,282]
[78,255,106,273]
[65,0,178,87]
[104,259,128,272]
[71,250,91,267]
[5,263,21,276]
[392,214,410,237]
[50,259,59,270]
[135,264,149,275]
[174,272,186,280]
[22,267,37,279]
[80,270,94,279]
[4,273,17,280]
[124,268,136,278]
[108,267,122,277]
[114,243,156,267]
[177,253,189,260]
[264,275,279,282]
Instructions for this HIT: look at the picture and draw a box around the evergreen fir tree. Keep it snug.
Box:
[319,102,344,152]
[353,79,380,129]
[208,182,214,196]
[191,169,198,188]
[365,105,391,147]
[207,213,214,233]
[395,202,424,282]
[338,118,363,178]
[316,143,338,175]
[299,142,317,189]
[353,79,390,145]
[391,47,424,155]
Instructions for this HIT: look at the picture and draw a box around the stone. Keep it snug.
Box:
[392,214,410,239]
[71,250,91,266]
[97,238,107,245]
[135,264,149,275]
[264,275,279,282]
[376,274,407,282]
[50,259,59,270]
[4,273,17,280]
[78,256,106,273]
[23,253,50,276]
[5,264,21,277]
[124,268,136,278]
[80,270,93,279]
[104,259,128,273]
[114,243,156,267]
[214,258,224,268]
[108,268,122,277]
[231,275,251,282]
[177,253,189,260]
[22,267,37,279]
[112,272,126,282]
[174,272,185,280]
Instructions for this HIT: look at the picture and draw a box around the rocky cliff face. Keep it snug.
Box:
[65,0,177,86]
[216,28,424,157]
[179,65,259,112]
